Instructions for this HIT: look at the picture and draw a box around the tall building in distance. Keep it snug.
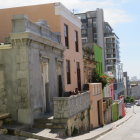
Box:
[75,9,105,71]
[104,22,124,99]
[104,22,120,72]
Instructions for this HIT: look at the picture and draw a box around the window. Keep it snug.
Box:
[81,29,87,35]
[75,31,79,52]
[64,24,69,48]
[82,38,87,44]
[66,60,71,84]
[107,66,112,71]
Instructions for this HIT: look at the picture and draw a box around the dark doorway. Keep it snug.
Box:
[58,75,62,97]
[97,100,101,126]
[76,62,81,91]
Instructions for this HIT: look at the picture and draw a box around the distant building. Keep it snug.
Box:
[104,22,120,72]
[131,76,139,81]
[123,72,131,97]
[104,22,124,99]
[75,9,105,71]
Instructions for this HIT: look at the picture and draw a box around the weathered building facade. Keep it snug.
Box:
[0,2,84,92]
[83,43,96,83]
[0,15,64,124]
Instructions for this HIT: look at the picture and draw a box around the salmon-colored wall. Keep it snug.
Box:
[0,3,84,92]
[89,83,104,129]
[0,4,61,42]
[59,16,84,91]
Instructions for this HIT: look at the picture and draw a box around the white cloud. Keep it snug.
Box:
[104,8,132,26]
[0,0,132,26]
[120,0,129,3]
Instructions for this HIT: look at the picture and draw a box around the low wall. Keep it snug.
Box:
[53,92,90,136]
[118,99,123,118]
[66,109,89,136]
[112,102,118,121]
[53,91,90,119]
[104,106,112,124]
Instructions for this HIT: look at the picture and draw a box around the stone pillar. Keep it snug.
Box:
[12,14,28,33]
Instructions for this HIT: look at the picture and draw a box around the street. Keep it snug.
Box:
[97,105,140,140]
[0,135,37,140]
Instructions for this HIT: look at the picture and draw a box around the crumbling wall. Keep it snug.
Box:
[0,69,7,113]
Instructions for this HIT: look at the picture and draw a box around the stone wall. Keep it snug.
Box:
[0,42,31,123]
[53,91,90,119]
[0,15,64,124]
[53,92,90,136]
[0,70,7,113]
[66,109,89,136]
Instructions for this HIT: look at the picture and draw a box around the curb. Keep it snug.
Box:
[86,114,133,140]
[7,128,57,140]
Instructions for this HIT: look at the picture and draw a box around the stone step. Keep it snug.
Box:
[34,115,54,124]
[50,128,66,137]
[46,122,66,129]
[0,113,10,120]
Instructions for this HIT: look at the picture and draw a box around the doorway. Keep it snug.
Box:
[76,62,81,91]
[57,62,63,97]
[97,100,102,126]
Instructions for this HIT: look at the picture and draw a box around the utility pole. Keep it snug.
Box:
[133,103,136,114]
[72,9,77,14]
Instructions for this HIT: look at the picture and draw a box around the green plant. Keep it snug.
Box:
[72,127,79,136]
[124,96,135,103]
[91,71,114,89]
[80,112,85,121]
[65,127,68,136]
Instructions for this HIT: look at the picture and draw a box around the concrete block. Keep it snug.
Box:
[0,120,3,127]
[0,83,4,90]
[20,62,28,71]
[18,87,27,95]
[0,129,8,134]
[18,109,33,124]
[21,78,27,87]
[17,71,27,79]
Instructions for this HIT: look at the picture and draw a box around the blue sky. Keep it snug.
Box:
[0,0,139,79]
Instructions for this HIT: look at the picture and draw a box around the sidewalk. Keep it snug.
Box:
[3,108,134,140]
[66,108,134,140]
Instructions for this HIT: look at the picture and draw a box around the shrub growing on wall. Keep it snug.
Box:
[124,96,135,103]
[91,71,114,89]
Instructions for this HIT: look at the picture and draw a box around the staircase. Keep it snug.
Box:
[33,114,68,136]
